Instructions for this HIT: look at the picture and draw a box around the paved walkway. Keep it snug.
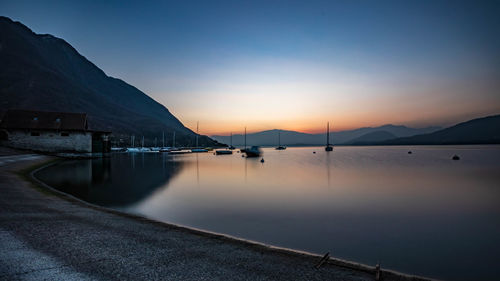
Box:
[0,153,420,281]
[0,154,40,166]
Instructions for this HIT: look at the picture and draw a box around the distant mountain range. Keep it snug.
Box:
[213,115,500,146]
[211,125,442,146]
[0,16,218,147]
[380,114,500,145]
[346,131,397,145]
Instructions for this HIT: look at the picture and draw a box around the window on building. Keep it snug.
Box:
[31,132,40,136]
[61,132,70,137]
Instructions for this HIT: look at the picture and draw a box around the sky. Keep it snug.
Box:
[1,0,499,135]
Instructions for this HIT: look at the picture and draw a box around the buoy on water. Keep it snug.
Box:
[452,155,460,160]
[408,151,412,154]
[260,158,265,163]
[313,151,316,154]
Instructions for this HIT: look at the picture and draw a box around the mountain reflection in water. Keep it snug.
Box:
[35,153,183,207]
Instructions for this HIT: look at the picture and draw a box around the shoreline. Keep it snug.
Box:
[2,154,434,280]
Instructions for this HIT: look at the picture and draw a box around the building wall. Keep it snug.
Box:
[2,130,92,152]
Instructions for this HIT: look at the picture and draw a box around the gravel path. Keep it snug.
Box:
[0,154,426,281]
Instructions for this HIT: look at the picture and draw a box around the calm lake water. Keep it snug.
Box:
[36,146,500,280]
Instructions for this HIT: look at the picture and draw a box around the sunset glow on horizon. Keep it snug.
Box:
[2,2,500,280]
[3,0,499,135]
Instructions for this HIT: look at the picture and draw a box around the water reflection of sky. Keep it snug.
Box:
[37,146,500,281]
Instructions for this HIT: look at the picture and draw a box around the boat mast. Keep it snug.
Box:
[230,132,233,147]
[244,127,247,149]
[142,135,144,148]
[195,121,199,148]
[327,122,330,146]
[278,130,281,146]
[173,131,176,148]
[162,131,165,147]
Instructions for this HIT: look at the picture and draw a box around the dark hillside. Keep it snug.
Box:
[0,16,217,147]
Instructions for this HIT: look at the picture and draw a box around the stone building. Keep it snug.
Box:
[0,109,110,153]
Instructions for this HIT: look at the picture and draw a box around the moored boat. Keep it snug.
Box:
[127,147,155,153]
[325,122,333,151]
[169,150,191,154]
[275,129,286,150]
[191,148,208,153]
[229,132,235,150]
[245,146,262,157]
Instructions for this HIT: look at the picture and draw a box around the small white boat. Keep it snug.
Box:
[159,147,179,153]
[169,150,191,155]
[127,147,153,153]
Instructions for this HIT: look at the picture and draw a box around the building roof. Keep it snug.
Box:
[0,109,88,131]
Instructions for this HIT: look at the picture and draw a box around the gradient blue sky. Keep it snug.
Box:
[2,0,499,134]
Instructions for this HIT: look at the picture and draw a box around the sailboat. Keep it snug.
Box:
[245,146,262,157]
[241,127,261,157]
[192,121,208,153]
[169,130,190,154]
[325,122,333,151]
[160,131,182,153]
[140,135,152,152]
[228,132,235,150]
[275,129,286,150]
[241,127,247,154]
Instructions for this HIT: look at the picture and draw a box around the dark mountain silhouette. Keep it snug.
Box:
[381,114,500,145]
[211,125,441,146]
[346,131,397,145]
[328,124,441,144]
[0,16,217,147]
